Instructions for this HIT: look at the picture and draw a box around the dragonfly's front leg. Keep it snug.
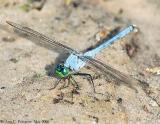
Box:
[73,72,96,93]
[73,73,109,98]
[59,77,71,90]
[70,75,80,90]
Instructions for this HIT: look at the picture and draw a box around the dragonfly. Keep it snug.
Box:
[6,21,138,93]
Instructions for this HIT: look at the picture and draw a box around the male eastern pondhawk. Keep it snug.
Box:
[7,21,138,93]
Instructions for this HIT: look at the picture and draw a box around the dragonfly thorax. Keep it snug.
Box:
[55,64,70,78]
[64,53,86,71]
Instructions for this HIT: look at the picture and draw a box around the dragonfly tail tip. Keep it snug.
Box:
[132,24,139,33]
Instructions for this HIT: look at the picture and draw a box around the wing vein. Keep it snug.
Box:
[81,56,138,89]
[6,21,78,54]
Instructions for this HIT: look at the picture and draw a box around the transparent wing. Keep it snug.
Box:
[6,21,78,54]
[82,56,139,90]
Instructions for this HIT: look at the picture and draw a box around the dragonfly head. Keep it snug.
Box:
[55,64,70,78]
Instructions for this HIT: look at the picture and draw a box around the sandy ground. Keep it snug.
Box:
[0,0,159,124]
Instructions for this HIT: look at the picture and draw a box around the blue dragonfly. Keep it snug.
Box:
[7,21,138,93]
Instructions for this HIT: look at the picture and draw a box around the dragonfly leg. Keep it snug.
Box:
[59,77,71,89]
[49,79,61,90]
[73,73,96,93]
[70,75,80,90]
[73,72,108,99]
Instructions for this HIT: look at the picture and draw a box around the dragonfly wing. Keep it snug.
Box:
[6,21,78,54]
[82,56,139,91]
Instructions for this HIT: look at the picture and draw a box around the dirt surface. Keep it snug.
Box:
[0,0,159,124]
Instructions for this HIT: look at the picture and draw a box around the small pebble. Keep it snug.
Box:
[9,58,18,63]
[117,98,123,104]
[1,87,6,89]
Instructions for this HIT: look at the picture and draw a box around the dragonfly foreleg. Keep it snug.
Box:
[59,77,71,89]
[73,72,96,93]
[73,73,111,101]
[70,75,80,90]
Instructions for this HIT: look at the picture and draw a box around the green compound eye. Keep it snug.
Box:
[62,68,68,75]
[55,64,70,78]
[56,64,62,71]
